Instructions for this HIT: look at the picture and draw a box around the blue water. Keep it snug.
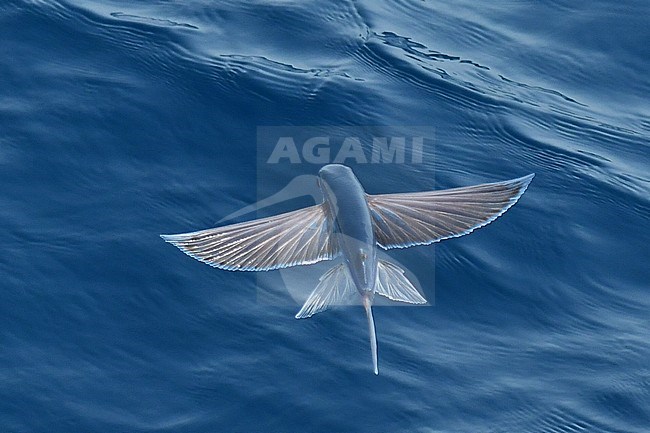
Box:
[2,0,649,431]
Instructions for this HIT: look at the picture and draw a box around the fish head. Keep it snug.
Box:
[318,164,363,192]
[318,164,358,216]
[318,163,353,182]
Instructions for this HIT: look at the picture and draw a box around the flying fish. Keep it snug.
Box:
[162,164,533,374]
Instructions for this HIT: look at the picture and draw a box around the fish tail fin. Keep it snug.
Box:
[363,294,379,375]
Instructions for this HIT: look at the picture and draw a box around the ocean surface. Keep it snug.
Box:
[1,0,649,432]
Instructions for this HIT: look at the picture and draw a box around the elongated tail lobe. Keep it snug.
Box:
[295,264,380,374]
[363,294,379,375]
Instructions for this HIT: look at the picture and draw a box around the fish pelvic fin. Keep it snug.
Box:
[375,260,427,304]
[363,294,379,375]
[295,263,356,319]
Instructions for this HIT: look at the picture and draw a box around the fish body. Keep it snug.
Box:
[318,164,379,373]
[318,164,376,294]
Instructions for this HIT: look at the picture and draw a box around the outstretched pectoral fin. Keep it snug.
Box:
[367,174,534,249]
[295,264,356,319]
[161,203,336,271]
[375,260,427,304]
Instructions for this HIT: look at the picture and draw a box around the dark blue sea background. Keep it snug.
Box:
[2,0,649,432]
